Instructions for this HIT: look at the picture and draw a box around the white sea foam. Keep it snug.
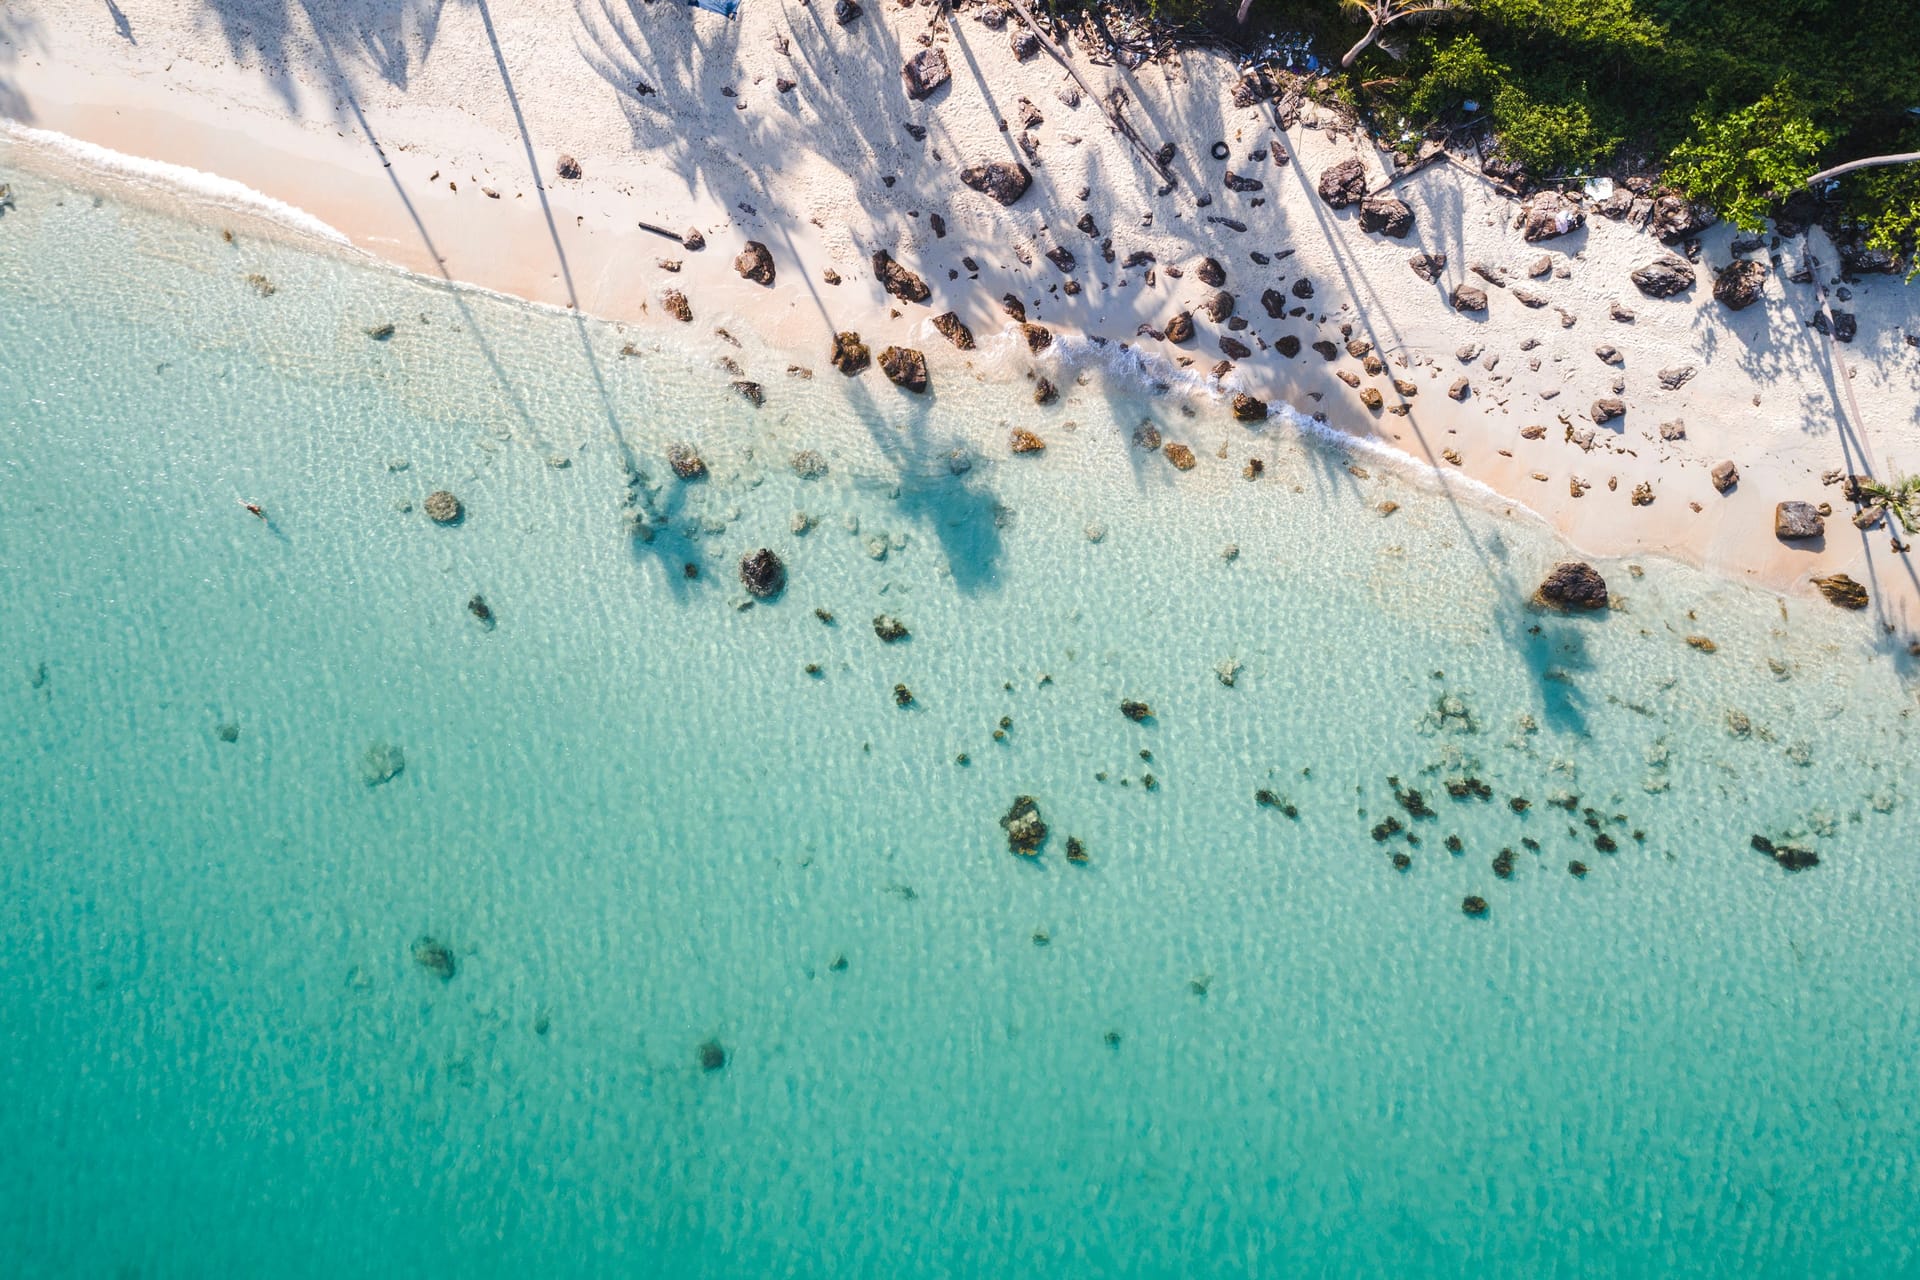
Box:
[0,120,352,246]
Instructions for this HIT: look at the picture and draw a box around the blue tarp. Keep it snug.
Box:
[689,0,739,17]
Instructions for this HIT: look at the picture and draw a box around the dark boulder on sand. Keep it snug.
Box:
[830,331,871,374]
[872,250,931,303]
[932,311,975,350]
[734,240,775,286]
[1359,195,1415,237]
[1631,255,1695,298]
[1316,156,1367,208]
[902,48,950,99]
[1231,393,1268,422]
[1713,259,1768,311]
[961,161,1032,206]
[1520,190,1584,241]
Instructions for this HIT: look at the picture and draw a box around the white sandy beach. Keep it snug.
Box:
[4,0,1918,633]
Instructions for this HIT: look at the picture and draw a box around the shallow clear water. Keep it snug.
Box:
[3,170,1918,1278]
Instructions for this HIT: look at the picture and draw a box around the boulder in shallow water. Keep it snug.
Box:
[1231,392,1268,422]
[697,1039,729,1071]
[1535,561,1608,611]
[1119,699,1153,722]
[665,442,707,479]
[1163,442,1196,470]
[830,331,870,375]
[872,614,910,642]
[1009,428,1046,454]
[739,547,786,599]
[424,490,463,524]
[1812,573,1866,609]
[878,345,929,393]
[1001,794,1048,854]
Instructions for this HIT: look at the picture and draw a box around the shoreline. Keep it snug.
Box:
[4,0,1917,634]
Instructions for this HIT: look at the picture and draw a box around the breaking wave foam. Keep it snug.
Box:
[0,121,351,246]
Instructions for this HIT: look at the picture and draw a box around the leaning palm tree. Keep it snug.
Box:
[1338,0,1462,67]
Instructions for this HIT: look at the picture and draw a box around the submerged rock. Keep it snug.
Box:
[739,547,786,598]
[1001,794,1048,854]
[411,935,456,980]
[697,1039,729,1071]
[1231,393,1268,422]
[1163,443,1196,470]
[872,614,910,642]
[1462,895,1488,917]
[1009,428,1046,454]
[1535,561,1608,610]
[424,490,463,524]
[1119,699,1153,722]
[361,740,406,786]
[790,449,829,479]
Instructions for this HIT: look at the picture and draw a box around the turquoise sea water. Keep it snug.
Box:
[3,167,1918,1278]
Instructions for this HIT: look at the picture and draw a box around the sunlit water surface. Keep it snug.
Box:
[2,170,1917,1278]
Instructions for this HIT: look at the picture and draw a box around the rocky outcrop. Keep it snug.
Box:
[734,241,775,286]
[1358,195,1414,237]
[739,547,786,598]
[1316,157,1367,208]
[932,311,975,350]
[878,345,929,393]
[872,250,930,303]
[902,48,950,99]
[1812,573,1868,609]
[1535,560,1609,610]
[1450,283,1488,312]
[1520,190,1584,241]
[1020,323,1053,353]
[1408,251,1447,283]
[830,331,870,374]
[1775,501,1824,540]
[1231,392,1268,421]
[1713,259,1768,310]
[960,161,1032,205]
[1632,255,1695,298]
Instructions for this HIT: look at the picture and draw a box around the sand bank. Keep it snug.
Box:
[4,0,1917,633]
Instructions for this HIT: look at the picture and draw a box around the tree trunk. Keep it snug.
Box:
[1341,23,1380,68]
[1803,152,1920,187]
